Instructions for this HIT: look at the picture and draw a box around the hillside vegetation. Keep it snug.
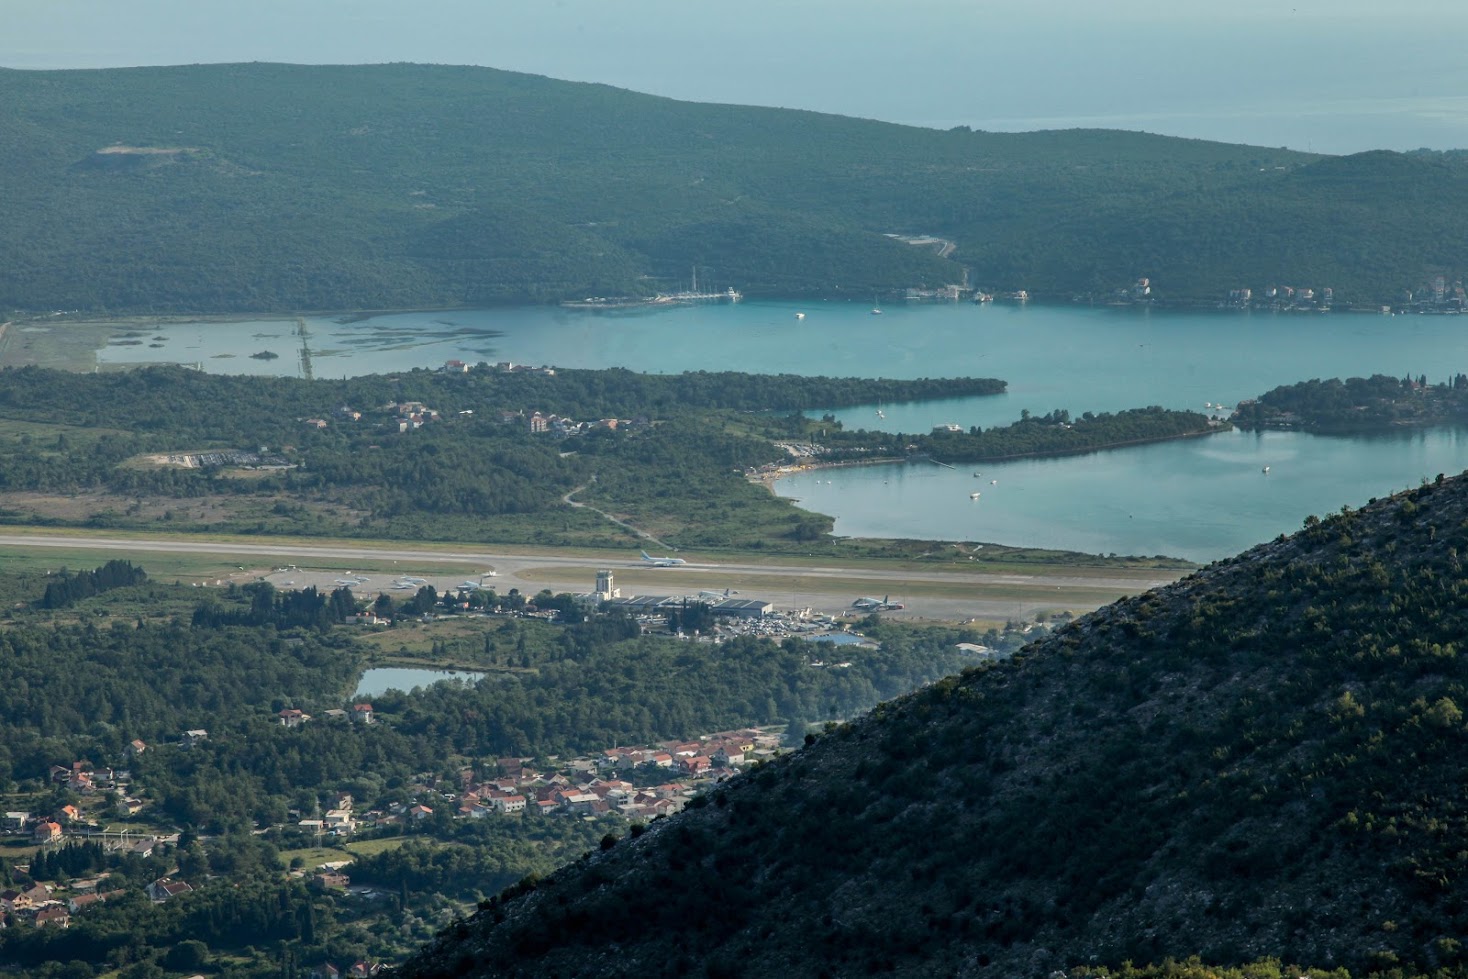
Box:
[3,63,1467,311]
[402,471,1468,978]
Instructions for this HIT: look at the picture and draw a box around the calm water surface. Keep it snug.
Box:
[109,301,1468,559]
[775,428,1468,563]
[354,667,486,699]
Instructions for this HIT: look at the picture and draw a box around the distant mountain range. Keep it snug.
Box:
[400,472,1468,978]
[2,62,1466,313]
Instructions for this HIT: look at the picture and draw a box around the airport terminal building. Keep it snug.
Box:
[605,595,774,619]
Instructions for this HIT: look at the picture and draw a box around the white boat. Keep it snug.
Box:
[990,479,998,485]
[871,308,883,315]
[795,312,806,320]
[969,491,981,500]
[1262,466,1271,473]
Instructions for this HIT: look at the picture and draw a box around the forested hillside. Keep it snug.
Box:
[402,470,1468,979]
[3,63,1465,311]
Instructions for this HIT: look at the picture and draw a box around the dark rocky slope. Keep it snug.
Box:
[402,474,1468,978]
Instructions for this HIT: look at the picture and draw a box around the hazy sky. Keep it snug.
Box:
[4,0,1468,153]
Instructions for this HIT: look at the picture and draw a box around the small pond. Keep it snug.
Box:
[354,667,486,699]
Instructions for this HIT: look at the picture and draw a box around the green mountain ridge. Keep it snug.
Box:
[3,62,1464,312]
[400,473,1468,978]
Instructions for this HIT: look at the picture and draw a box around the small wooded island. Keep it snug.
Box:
[1232,373,1468,432]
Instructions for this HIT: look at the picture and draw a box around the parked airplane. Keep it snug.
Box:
[699,588,733,600]
[852,595,904,611]
[640,550,687,567]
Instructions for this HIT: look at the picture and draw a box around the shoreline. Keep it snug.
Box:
[5,292,1424,328]
[753,426,1225,493]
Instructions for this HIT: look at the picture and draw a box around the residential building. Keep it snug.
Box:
[147,878,193,902]
[35,907,70,929]
[491,794,526,814]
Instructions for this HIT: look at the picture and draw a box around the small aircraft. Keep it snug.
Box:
[699,588,733,600]
[640,550,687,567]
[852,595,905,611]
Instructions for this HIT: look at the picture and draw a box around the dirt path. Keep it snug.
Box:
[562,482,673,551]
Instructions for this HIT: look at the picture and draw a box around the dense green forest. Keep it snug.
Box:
[400,470,1468,979]
[3,63,1465,311]
[807,406,1220,463]
[1233,372,1468,432]
[0,581,976,812]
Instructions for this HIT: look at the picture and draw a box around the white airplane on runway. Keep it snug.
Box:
[640,550,687,567]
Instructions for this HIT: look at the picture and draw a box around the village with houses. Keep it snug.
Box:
[0,718,782,941]
[296,361,634,440]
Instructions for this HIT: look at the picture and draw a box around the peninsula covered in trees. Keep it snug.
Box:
[4,63,1468,312]
[802,406,1221,464]
[1232,373,1468,432]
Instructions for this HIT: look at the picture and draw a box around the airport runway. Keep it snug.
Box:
[0,533,1186,622]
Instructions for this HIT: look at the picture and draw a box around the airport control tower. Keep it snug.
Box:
[595,569,619,602]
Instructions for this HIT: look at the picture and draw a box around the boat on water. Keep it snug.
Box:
[795,312,806,320]
[973,292,994,303]
[969,491,981,500]
[1262,466,1271,474]
[560,285,742,310]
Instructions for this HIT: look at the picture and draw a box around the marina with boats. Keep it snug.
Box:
[561,267,742,310]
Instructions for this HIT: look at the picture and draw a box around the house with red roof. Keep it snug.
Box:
[146,878,193,902]
[491,794,526,814]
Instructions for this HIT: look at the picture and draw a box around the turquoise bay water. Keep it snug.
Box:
[112,301,1468,559]
[774,428,1468,563]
